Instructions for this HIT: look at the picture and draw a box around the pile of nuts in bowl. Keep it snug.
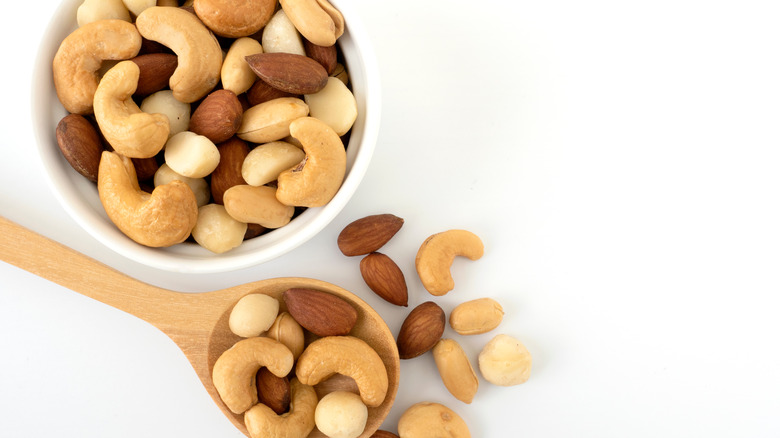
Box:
[52,0,358,254]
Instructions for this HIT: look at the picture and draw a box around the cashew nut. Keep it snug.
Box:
[280,0,345,47]
[295,336,388,407]
[93,61,170,158]
[135,6,222,103]
[212,336,295,414]
[53,19,142,114]
[97,151,198,247]
[275,117,346,207]
[397,402,470,438]
[244,378,317,438]
[415,229,484,296]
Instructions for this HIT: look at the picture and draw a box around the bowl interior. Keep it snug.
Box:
[31,0,380,273]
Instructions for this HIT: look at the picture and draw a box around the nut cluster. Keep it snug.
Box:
[338,214,534,437]
[53,0,358,252]
[215,288,389,438]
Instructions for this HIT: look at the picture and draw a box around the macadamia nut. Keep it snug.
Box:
[242,141,305,187]
[261,9,305,55]
[305,77,357,136]
[122,0,156,16]
[192,204,247,254]
[140,90,191,138]
[229,293,280,338]
[478,334,532,386]
[164,131,221,178]
[314,391,368,438]
[77,0,131,27]
[153,163,210,207]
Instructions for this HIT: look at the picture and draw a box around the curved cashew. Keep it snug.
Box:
[52,19,141,114]
[212,337,295,415]
[93,61,170,158]
[98,151,197,247]
[415,229,484,296]
[280,0,344,47]
[135,6,222,103]
[244,378,317,438]
[295,336,388,407]
[275,117,346,207]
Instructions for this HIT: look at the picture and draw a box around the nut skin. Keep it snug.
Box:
[360,252,408,307]
[432,339,478,404]
[295,336,389,407]
[304,40,338,75]
[189,89,244,143]
[255,367,291,415]
[282,288,357,337]
[131,156,160,182]
[130,53,178,96]
[397,402,470,438]
[371,432,400,438]
[396,301,445,360]
[245,52,329,95]
[244,378,317,438]
[56,114,104,182]
[415,229,484,296]
[246,79,298,107]
[210,137,249,204]
[338,214,404,256]
[449,298,504,335]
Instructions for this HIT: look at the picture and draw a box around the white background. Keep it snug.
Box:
[2,0,780,436]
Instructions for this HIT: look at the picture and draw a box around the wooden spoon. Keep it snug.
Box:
[0,216,400,438]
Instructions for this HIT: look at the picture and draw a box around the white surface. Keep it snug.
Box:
[2,0,780,436]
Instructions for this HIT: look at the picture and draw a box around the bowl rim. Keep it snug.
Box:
[31,0,381,274]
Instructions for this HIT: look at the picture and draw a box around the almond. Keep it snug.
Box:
[189,89,244,143]
[360,252,408,306]
[255,367,291,415]
[131,156,160,182]
[304,40,338,75]
[55,114,104,182]
[131,53,178,96]
[396,301,445,359]
[245,52,328,95]
[210,137,250,204]
[337,214,404,256]
[246,79,297,107]
[370,432,400,438]
[282,288,357,337]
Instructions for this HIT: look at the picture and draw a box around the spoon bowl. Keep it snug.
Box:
[0,217,400,437]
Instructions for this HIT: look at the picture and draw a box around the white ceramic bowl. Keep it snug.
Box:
[31,0,380,273]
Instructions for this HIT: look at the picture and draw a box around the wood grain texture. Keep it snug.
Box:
[0,216,400,437]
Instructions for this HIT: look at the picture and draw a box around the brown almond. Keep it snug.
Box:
[245,52,328,95]
[131,156,160,182]
[304,40,338,75]
[131,53,178,96]
[246,79,298,107]
[338,214,404,256]
[189,89,244,143]
[244,222,267,240]
[282,288,357,337]
[396,301,445,359]
[370,432,400,438]
[255,367,291,415]
[360,252,408,307]
[55,114,104,182]
[210,137,250,204]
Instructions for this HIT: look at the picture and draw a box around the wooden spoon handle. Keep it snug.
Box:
[0,216,177,327]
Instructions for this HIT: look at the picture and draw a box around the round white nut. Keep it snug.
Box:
[275,117,346,207]
[397,402,470,438]
[265,312,305,359]
[237,98,310,144]
[280,0,344,47]
[478,334,532,386]
[305,77,357,136]
[77,0,131,27]
[191,204,247,254]
[229,293,280,338]
[122,0,156,16]
[135,7,222,103]
[53,20,142,114]
[164,131,221,178]
[221,37,263,95]
[140,90,191,138]
[314,391,368,438]
[415,229,484,296]
[432,339,478,404]
[153,164,210,207]
[449,298,504,335]
[223,185,295,229]
[242,141,306,187]
[261,9,306,55]
[93,61,170,159]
